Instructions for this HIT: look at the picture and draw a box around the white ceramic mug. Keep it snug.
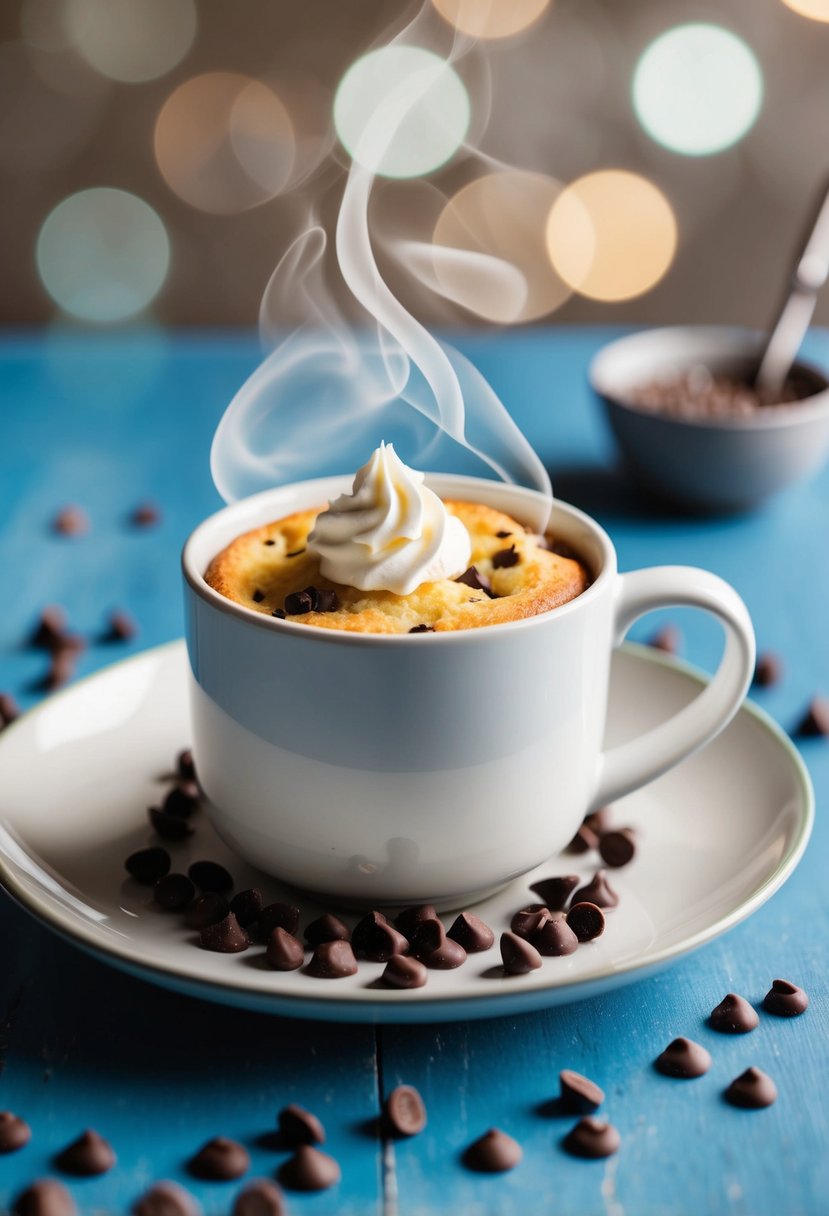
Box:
[182,473,755,907]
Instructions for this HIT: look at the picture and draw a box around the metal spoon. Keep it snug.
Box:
[754,175,829,397]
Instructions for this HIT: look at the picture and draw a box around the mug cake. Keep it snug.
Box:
[205,444,590,634]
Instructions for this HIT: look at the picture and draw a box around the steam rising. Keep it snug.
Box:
[211,0,553,531]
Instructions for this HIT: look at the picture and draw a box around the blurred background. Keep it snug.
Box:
[3,0,829,332]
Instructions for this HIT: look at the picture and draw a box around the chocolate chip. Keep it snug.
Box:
[381,955,427,989]
[53,505,89,536]
[232,1181,285,1216]
[566,824,599,854]
[133,1182,199,1216]
[410,919,467,969]
[649,624,681,654]
[56,1129,115,1176]
[395,904,438,938]
[177,749,196,781]
[189,1136,250,1180]
[148,807,193,841]
[572,871,618,909]
[500,931,542,974]
[279,1145,341,1191]
[753,653,782,687]
[510,906,551,939]
[251,590,265,604]
[709,993,759,1034]
[188,860,233,893]
[533,915,579,956]
[43,648,78,691]
[271,610,286,620]
[154,873,196,911]
[30,607,73,652]
[559,1070,604,1114]
[284,586,339,615]
[131,502,160,528]
[491,545,519,569]
[255,902,300,941]
[185,893,230,930]
[563,1117,620,1158]
[725,1066,777,1108]
[304,913,350,946]
[584,806,613,835]
[278,1104,325,1146]
[352,912,409,961]
[162,784,200,818]
[385,1085,427,1136]
[762,978,809,1017]
[125,847,170,885]
[229,888,263,928]
[447,913,494,953]
[408,624,435,633]
[0,1112,31,1153]
[495,530,512,538]
[598,828,637,869]
[463,1128,522,1172]
[455,567,493,596]
[263,538,276,547]
[285,549,305,558]
[654,1037,712,1079]
[266,928,305,971]
[529,875,580,910]
[13,1179,76,1216]
[200,913,249,953]
[104,610,137,642]
[307,939,357,978]
[566,902,605,943]
[0,693,20,727]
[795,696,829,737]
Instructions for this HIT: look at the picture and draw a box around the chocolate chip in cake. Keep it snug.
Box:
[463,1128,522,1172]
[563,1117,620,1158]
[271,609,286,620]
[229,888,263,928]
[381,955,427,989]
[724,1067,777,1109]
[130,502,160,528]
[408,624,435,633]
[710,993,759,1034]
[533,915,579,956]
[185,893,230,930]
[753,652,782,687]
[648,624,681,654]
[385,1085,427,1136]
[53,506,89,536]
[763,978,809,1017]
[200,913,249,953]
[510,906,551,940]
[55,1129,115,1176]
[176,749,196,781]
[284,586,339,615]
[492,545,519,569]
[13,1179,76,1216]
[188,860,233,893]
[162,783,200,818]
[154,873,196,911]
[566,824,599,854]
[189,1137,250,1180]
[572,871,618,909]
[530,875,580,911]
[495,530,512,538]
[500,931,542,974]
[307,939,357,978]
[263,539,276,547]
[278,1104,325,1146]
[0,693,20,727]
[251,590,265,604]
[125,847,170,885]
[286,549,305,558]
[279,1145,340,1191]
[232,1181,285,1216]
[566,902,605,943]
[395,904,438,938]
[0,1112,31,1153]
[560,1070,604,1114]
[795,696,829,737]
[266,928,305,971]
[598,828,637,869]
[304,913,350,946]
[149,806,193,840]
[134,1182,199,1216]
[447,913,494,953]
[352,912,409,962]
[410,919,467,969]
[256,902,300,941]
[654,1037,712,1079]
[455,567,493,596]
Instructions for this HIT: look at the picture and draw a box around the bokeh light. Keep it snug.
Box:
[36,189,170,323]
[633,24,763,156]
[154,73,295,214]
[0,41,101,172]
[20,0,71,51]
[781,0,829,19]
[545,170,677,302]
[333,46,470,179]
[431,171,571,322]
[64,0,196,84]
[431,0,551,39]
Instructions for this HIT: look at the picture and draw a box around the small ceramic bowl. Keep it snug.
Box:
[590,326,829,512]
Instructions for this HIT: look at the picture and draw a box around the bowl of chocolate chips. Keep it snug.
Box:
[590,326,829,512]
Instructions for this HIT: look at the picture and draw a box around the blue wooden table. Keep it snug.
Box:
[1,328,827,1215]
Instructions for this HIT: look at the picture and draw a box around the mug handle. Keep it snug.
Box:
[591,566,755,809]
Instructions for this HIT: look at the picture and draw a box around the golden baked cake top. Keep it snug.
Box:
[204,498,590,634]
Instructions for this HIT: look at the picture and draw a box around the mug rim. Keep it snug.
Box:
[182,472,617,646]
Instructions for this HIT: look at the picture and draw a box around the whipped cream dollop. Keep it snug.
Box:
[308,443,472,595]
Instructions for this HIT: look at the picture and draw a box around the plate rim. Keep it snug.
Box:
[0,640,815,1021]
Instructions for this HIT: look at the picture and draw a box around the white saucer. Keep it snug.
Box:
[0,641,812,1023]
